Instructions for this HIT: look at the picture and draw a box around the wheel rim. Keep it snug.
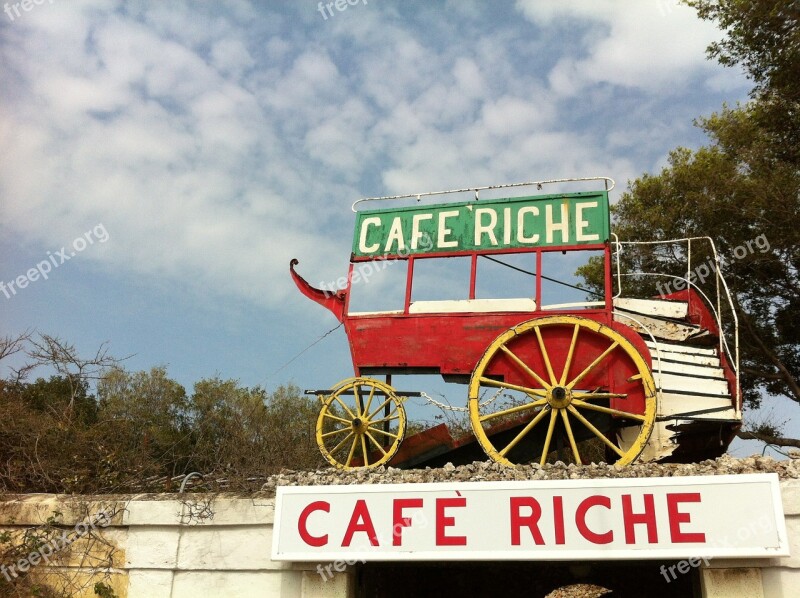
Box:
[468,316,656,467]
[316,378,407,469]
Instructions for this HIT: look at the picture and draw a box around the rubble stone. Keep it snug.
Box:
[260,454,799,495]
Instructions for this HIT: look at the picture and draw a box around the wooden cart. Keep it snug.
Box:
[290,177,741,469]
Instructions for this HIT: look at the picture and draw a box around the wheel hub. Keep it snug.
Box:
[547,385,572,409]
[352,417,365,432]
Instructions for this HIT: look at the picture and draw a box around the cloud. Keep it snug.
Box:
[515,0,726,95]
[0,0,749,314]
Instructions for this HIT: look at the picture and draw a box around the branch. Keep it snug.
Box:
[736,430,800,449]
[736,306,800,403]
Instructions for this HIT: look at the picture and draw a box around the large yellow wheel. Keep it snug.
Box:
[316,378,407,470]
[468,316,656,467]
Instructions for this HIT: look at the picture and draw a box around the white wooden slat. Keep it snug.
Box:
[658,393,736,419]
[645,340,718,356]
[658,373,731,396]
[613,297,689,319]
[654,360,726,379]
[654,354,722,369]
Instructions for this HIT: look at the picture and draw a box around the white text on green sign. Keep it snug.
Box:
[352,192,610,258]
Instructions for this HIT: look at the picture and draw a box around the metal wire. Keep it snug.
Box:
[268,322,343,378]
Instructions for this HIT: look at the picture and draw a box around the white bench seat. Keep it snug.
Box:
[408,298,536,314]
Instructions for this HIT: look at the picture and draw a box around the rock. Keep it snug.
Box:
[259,454,798,494]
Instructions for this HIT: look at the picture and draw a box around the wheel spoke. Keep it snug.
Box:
[567,341,620,390]
[571,398,647,422]
[567,405,625,457]
[499,406,551,457]
[365,431,388,455]
[363,385,376,416]
[370,427,399,440]
[560,409,582,463]
[321,426,351,439]
[334,395,356,419]
[345,435,358,467]
[478,376,548,398]
[539,408,558,465]
[367,396,393,421]
[534,326,557,385]
[559,324,581,385]
[361,434,369,467]
[370,411,400,426]
[323,412,352,425]
[500,346,551,390]
[478,398,547,423]
[330,431,355,456]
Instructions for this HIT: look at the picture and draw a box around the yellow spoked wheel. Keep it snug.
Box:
[316,377,407,470]
[468,316,656,468]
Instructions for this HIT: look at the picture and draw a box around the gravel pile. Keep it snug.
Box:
[261,453,799,494]
[544,584,611,598]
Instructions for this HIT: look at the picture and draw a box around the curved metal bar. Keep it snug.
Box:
[179,472,203,493]
[351,176,616,211]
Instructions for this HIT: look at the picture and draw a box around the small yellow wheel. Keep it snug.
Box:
[468,316,656,468]
[316,377,407,470]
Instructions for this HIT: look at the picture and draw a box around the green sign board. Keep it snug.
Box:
[352,191,609,258]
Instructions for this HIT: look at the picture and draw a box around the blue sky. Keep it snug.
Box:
[4,0,789,455]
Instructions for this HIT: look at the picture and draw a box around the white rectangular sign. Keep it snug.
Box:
[271,474,788,561]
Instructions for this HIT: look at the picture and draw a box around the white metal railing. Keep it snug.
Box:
[352,176,615,211]
[612,237,741,416]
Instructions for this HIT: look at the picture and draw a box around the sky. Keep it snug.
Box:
[1,0,791,457]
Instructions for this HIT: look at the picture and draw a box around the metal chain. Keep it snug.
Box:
[418,388,506,413]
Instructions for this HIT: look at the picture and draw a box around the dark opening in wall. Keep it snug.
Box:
[357,559,698,598]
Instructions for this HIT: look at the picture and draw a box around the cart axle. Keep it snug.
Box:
[305,389,422,397]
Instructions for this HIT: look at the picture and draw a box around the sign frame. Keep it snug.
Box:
[271,474,788,562]
[351,190,611,259]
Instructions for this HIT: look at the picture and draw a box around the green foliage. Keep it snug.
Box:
[0,510,65,598]
[579,0,800,416]
[188,378,321,475]
[93,582,118,598]
[0,347,323,493]
[97,366,193,479]
[688,0,800,162]
[18,376,98,425]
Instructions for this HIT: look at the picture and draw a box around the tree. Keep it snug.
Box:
[97,366,193,480]
[188,379,320,477]
[579,0,799,447]
[688,0,800,163]
[21,334,120,418]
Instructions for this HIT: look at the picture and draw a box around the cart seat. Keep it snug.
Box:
[408,297,537,314]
